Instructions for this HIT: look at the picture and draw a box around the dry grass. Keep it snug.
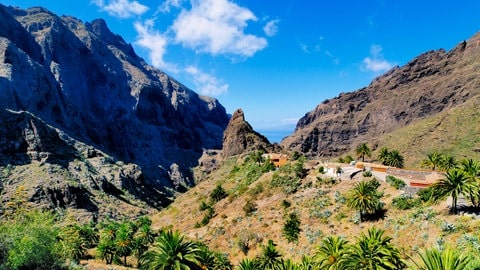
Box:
[151,157,469,265]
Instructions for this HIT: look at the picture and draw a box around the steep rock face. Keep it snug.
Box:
[0,109,155,220]
[0,4,229,213]
[0,5,228,182]
[282,32,480,157]
[222,109,274,157]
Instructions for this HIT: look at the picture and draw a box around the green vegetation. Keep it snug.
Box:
[421,151,456,171]
[386,175,406,189]
[356,143,372,162]
[210,184,228,203]
[5,151,480,269]
[391,194,422,210]
[378,148,405,168]
[347,179,384,221]
[282,212,301,243]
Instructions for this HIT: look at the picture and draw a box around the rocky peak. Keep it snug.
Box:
[222,109,274,157]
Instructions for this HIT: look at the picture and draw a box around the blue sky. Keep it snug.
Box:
[3,0,480,142]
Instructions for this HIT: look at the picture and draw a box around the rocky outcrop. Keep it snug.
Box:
[0,109,158,221]
[282,31,480,158]
[222,109,274,157]
[0,4,229,216]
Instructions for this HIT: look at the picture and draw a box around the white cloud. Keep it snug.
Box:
[159,0,185,13]
[91,0,149,18]
[263,19,279,37]
[185,66,228,96]
[134,20,176,71]
[171,0,267,57]
[362,44,395,72]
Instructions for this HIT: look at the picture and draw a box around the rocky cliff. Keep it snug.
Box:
[0,4,229,217]
[282,32,480,158]
[222,109,274,157]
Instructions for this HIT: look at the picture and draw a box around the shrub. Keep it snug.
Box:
[386,175,406,189]
[283,212,301,243]
[243,200,257,216]
[318,166,325,174]
[281,200,291,209]
[0,209,65,269]
[210,185,228,203]
[417,187,435,202]
[362,170,372,177]
[392,194,421,210]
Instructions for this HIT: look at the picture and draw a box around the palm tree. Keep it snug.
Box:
[422,152,443,171]
[342,228,406,269]
[439,155,457,171]
[378,147,390,165]
[460,158,480,206]
[115,222,135,265]
[236,258,258,270]
[430,169,473,214]
[197,244,232,270]
[255,240,283,270]
[133,223,156,258]
[139,230,202,270]
[384,149,405,168]
[314,236,348,269]
[356,143,372,162]
[411,247,471,270]
[97,221,119,264]
[347,180,383,221]
[298,255,317,270]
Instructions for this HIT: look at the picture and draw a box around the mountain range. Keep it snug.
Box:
[1,4,480,219]
[282,32,480,165]
[0,4,228,219]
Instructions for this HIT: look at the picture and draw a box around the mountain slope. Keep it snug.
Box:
[282,32,480,161]
[0,4,229,216]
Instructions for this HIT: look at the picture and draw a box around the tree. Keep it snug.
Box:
[422,152,443,171]
[0,209,65,269]
[236,258,258,270]
[378,147,390,165]
[439,155,457,171]
[115,222,135,265]
[282,212,301,243]
[97,221,119,265]
[460,158,480,206]
[430,169,473,214]
[133,223,156,259]
[412,247,471,270]
[347,180,383,221]
[139,230,202,270]
[255,240,283,270]
[342,228,406,269]
[197,244,232,270]
[384,149,405,168]
[315,236,348,269]
[210,184,228,203]
[356,143,372,162]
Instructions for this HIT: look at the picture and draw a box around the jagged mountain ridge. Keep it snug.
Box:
[0,4,229,183]
[282,32,480,159]
[0,4,229,216]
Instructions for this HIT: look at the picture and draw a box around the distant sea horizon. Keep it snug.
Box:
[258,129,294,144]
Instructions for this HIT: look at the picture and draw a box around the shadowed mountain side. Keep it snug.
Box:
[0,4,229,194]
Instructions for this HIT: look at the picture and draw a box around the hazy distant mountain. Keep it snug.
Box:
[282,31,480,164]
[0,4,229,218]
